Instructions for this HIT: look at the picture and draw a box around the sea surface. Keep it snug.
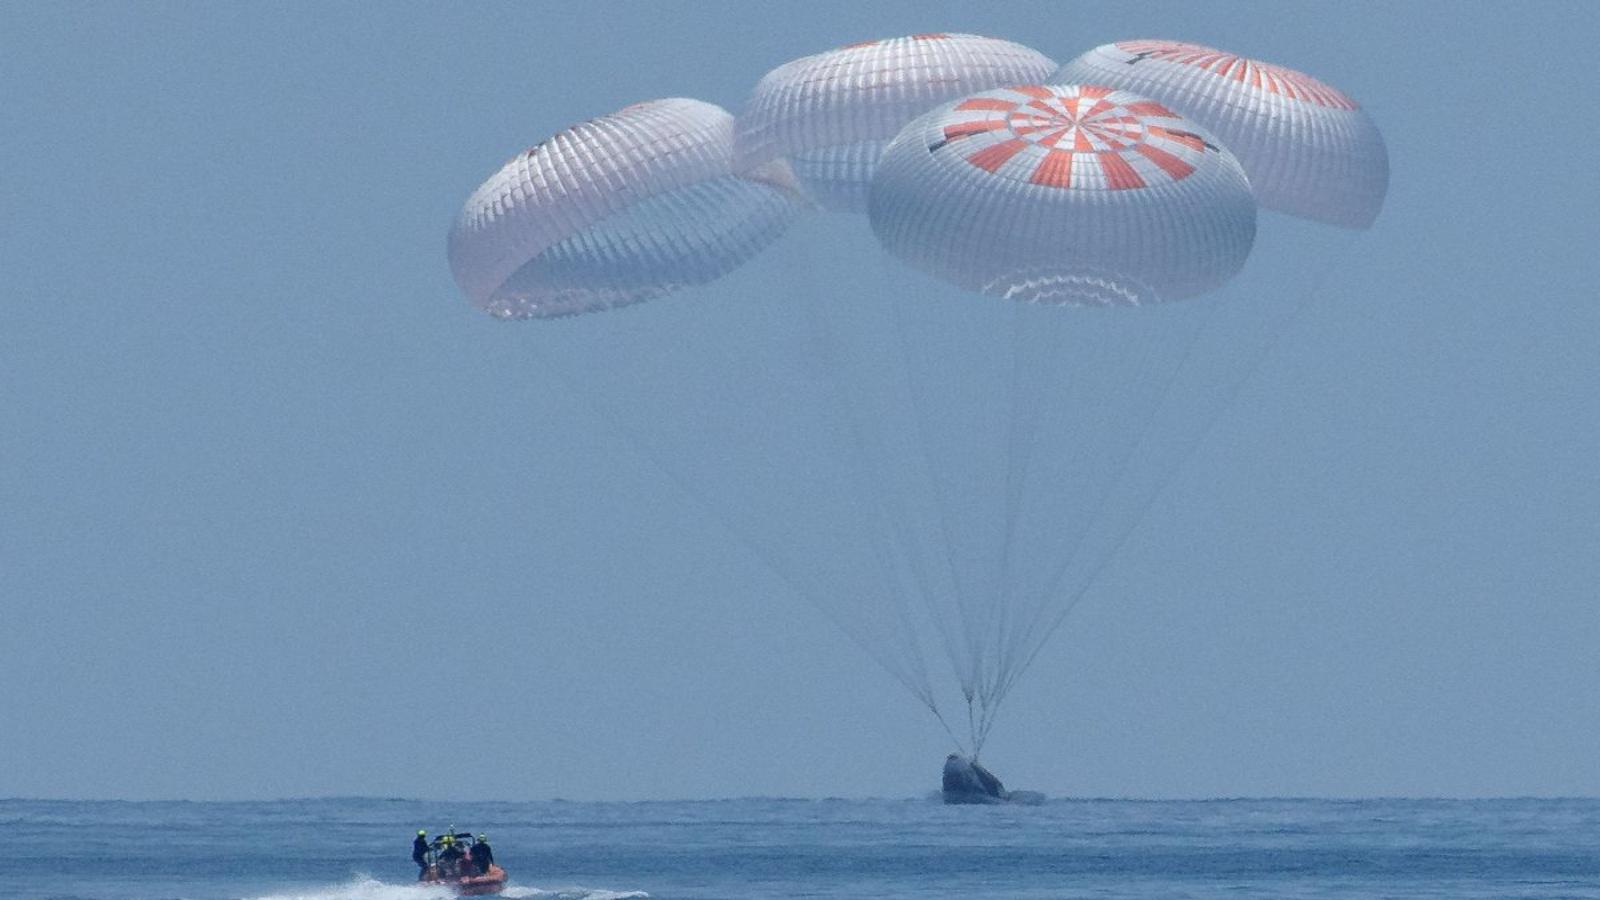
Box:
[5,797,1600,899]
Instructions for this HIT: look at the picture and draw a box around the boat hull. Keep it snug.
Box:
[420,863,507,896]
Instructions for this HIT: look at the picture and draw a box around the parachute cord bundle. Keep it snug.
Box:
[787,251,946,720]
[976,299,1217,753]
[991,302,1216,698]
[784,229,976,747]
[881,277,993,755]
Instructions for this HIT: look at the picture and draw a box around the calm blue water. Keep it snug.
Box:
[5,797,1600,899]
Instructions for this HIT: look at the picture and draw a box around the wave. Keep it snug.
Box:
[248,876,647,900]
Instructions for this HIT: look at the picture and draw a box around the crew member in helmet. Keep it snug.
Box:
[412,830,430,878]
[438,833,466,876]
[469,834,495,875]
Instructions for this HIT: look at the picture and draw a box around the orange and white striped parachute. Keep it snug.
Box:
[1053,41,1388,228]
[868,84,1258,304]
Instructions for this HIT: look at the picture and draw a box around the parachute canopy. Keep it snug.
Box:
[1053,41,1388,228]
[448,98,804,319]
[736,34,1058,213]
[868,84,1257,304]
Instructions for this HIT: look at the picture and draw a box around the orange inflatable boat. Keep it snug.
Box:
[421,862,507,896]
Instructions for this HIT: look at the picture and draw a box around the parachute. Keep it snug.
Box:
[1053,40,1389,228]
[869,84,1257,304]
[447,98,805,319]
[449,35,1389,760]
[736,34,1058,212]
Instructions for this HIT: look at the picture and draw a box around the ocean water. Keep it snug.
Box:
[5,797,1600,899]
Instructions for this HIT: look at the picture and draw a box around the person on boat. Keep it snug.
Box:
[469,834,495,874]
[437,833,466,876]
[412,830,430,878]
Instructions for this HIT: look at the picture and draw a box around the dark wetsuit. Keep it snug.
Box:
[469,841,494,874]
[439,843,465,876]
[412,836,429,875]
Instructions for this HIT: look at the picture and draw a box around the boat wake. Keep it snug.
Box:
[503,888,650,900]
[250,876,648,900]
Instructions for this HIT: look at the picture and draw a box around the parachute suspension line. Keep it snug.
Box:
[881,277,988,704]
[986,309,1065,715]
[532,339,944,706]
[985,304,1074,724]
[528,299,941,721]
[933,702,970,758]
[892,304,984,715]
[974,686,1007,756]
[863,272,978,710]
[993,300,1213,699]
[780,233,989,718]
[968,301,1135,750]
[988,297,1218,707]
[781,244,949,712]
[967,695,979,757]
[524,341,832,626]
[983,299,1040,731]
[970,691,1003,759]
[1001,235,1363,700]
[968,304,1180,731]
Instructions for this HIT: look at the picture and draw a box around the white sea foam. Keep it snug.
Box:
[250,876,647,900]
[249,877,453,900]
[502,888,649,900]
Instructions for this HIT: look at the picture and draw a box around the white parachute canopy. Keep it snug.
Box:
[736,33,1058,213]
[1053,40,1389,228]
[448,98,805,319]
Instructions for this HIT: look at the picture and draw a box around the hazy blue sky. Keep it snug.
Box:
[3,1,1598,801]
